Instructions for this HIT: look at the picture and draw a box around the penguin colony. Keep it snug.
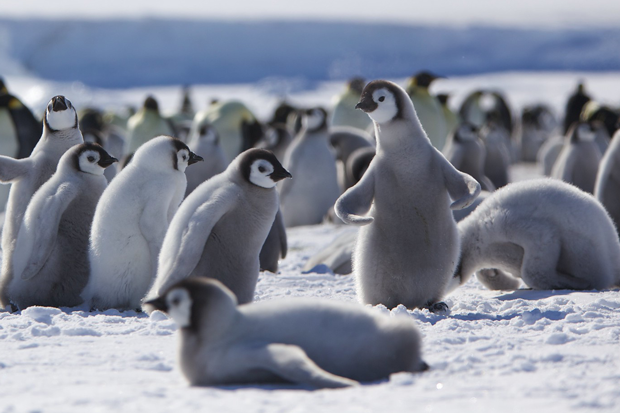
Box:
[1,74,620,389]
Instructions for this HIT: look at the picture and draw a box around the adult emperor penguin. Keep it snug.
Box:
[329,77,373,131]
[563,82,591,135]
[83,136,203,311]
[405,71,447,150]
[184,124,227,197]
[335,80,480,311]
[0,95,83,309]
[443,123,495,191]
[144,148,291,306]
[126,96,175,154]
[452,179,620,292]
[280,107,341,227]
[594,128,620,233]
[551,122,602,194]
[437,93,460,139]
[8,144,117,309]
[145,277,428,388]
[0,79,42,212]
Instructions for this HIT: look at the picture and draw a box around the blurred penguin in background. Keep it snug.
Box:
[405,71,447,150]
[437,93,460,140]
[79,107,126,182]
[551,122,602,194]
[190,100,263,163]
[563,82,591,135]
[595,126,620,234]
[167,86,196,141]
[330,77,372,131]
[581,101,619,145]
[0,78,42,211]
[443,123,495,192]
[255,124,293,161]
[126,96,175,154]
[519,104,557,162]
[480,114,511,188]
[459,90,514,137]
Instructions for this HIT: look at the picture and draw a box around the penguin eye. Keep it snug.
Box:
[182,155,188,161]
[258,166,266,173]
[378,96,385,102]
[172,297,180,306]
[87,156,95,162]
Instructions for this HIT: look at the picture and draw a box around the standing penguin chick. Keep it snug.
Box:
[594,129,620,233]
[0,95,83,309]
[335,80,480,311]
[443,123,495,191]
[145,149,291,306]
[551,122,602,194]
[280,107,341,227]
[145,278,428,388]
[184,124,227,197]
[9,144,117,309]
[83,136,203,311]
[453,179,620,292]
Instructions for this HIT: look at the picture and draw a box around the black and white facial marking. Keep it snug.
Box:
[454,123,479,142]
[172,138,204,172]
[45,95,78,132]
[240,149,291,188]
[301,107,328,132]
[74,143,118,175]
[199,125,219,144]
[164,288,193,328]
[575,123,596,142]
[355,80,404,124]
[263,127,279,148]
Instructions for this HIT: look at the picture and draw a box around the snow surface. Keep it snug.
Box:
[1,73,620,412]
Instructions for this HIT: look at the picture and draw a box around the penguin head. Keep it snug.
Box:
[356,80,408,124]
[131,136,203,173]
[301,107,328,132]
[239,148,291,189]
[411,71,443,88]
[454,123,479,142]
[437,93,450,106]
[144,278,238,330]
[143,96,159,112]
[198,124,219,144]
[0,78,7,94]
[348,77,366,95]
[72,143,118,175]
[45,95,78,132]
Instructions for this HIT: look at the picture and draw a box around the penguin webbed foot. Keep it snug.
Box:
[425,301,450,315]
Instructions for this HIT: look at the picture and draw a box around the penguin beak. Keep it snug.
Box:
[355,96,377,113]
[188,152,204,165]
[98,155,119,168]
[143,296,168,313]
[52,96,68,112]
[269,167,292,182]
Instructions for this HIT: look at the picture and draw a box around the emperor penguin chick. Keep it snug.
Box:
[595,129,620,234]
[443,123,495,191]
[0,95,83,309]
[83,136,203,311]
[145,277,428,388]
[184,124,227,197]
[335,80,480,311]
[9,144,117,309]
[280,107,341,227]
[453,179,620,292]
[145,148,291,306]
[551,122,602,194]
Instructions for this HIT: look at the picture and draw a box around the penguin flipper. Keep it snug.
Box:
[274,208,288,259]
[231,343,358,389]
[334,167,375,226]
[441,157,481,210]
[155,187,239,295]
[14,183,78,280]
[0,155,31,183]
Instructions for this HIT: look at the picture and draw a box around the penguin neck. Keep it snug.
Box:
[374,113,431,153]
[34,127,84,158]
[457,223,483,281]
[186,303,239,343]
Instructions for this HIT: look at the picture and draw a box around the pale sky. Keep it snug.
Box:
[1,0,619,28]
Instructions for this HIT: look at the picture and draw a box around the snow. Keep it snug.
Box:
[1,72,620,412]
